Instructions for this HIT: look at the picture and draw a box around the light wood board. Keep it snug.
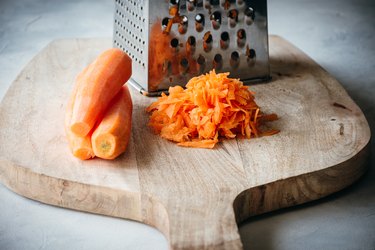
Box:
[0,36,371,249]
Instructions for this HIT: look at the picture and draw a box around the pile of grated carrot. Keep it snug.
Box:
[146,70,279,149]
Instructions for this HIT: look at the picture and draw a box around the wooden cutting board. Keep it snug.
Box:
[0,36,370,250]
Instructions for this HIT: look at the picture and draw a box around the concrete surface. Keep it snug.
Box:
[0,0,374,249]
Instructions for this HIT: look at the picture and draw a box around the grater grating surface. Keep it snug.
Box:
[114,0,269,96]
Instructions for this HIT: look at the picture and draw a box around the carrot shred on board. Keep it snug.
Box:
[146,70,279,148]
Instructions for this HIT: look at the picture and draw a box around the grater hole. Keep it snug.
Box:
[204,0,210,9]
[197,54,206,73]
[187,36,196,46]
[187,0,196,11]
[245,7,255,25]
[170,0,179,5]
[230,51,240,68]
[195,14,205,32]
[178,16,188,34]
[221,32,229,41]
[195,13,204,23]
[213,54,223,70]
[231,51,239,60]
[197,54,205,65]
[186,36,196,55]
[210,11,222,30]
[222,0,236,10]
[237,29,246,39]
[247,48,256,59]
[203,32,213,52]
[214,54,222,62]
[210,0,220,5]
[228,9,239,27]
[179,58,189,73]
[220,32,230,49]
[162,17,170,29]
[170,38,179,48]
[237,29,246,47]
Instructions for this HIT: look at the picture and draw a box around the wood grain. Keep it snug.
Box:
[0,36,370,250]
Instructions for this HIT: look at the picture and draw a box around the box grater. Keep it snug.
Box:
[113,0,270,96]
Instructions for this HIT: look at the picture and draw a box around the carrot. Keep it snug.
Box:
[70,48,132,137]
[65,66,95,160]
[91,86,133,160]
[146,70,279,148]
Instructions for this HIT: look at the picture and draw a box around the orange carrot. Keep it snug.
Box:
[70,48,132,137]
[65,66,95,160]
[146,70,279,148]
[91,86,133,160]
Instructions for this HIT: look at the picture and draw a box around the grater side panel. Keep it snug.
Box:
[147,0,270,93]
[113,0,149,91]
[113,0,270,94]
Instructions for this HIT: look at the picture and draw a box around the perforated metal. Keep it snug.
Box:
[113,0,269,95]
[113,0,148,91]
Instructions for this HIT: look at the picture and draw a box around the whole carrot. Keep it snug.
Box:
[65,67,95,160]
[70,48,132,137]
[91,85,133,160]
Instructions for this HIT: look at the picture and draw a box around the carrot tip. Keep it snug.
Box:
[73,148,95,160]
[92,133,117,159]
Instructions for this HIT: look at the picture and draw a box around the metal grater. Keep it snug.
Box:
[113,0,269,96]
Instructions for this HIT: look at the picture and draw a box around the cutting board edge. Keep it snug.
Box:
[233,140,371,225]
[0,140,371,250]
[0,157,144,222]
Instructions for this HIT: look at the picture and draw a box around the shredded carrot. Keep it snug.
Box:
[146,70,279,148]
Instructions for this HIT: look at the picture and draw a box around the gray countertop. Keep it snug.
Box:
[0,0,374,249]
